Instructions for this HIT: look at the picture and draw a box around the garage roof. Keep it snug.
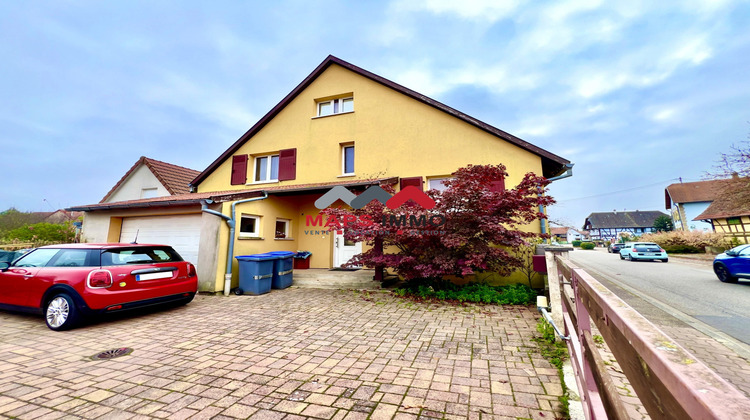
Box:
[69,177,398,211]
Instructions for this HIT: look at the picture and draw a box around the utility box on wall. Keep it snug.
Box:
[532,254,547,274]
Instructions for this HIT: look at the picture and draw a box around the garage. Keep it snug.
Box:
[119,214,202,266]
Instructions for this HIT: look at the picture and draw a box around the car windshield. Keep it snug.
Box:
[101,247,183,266]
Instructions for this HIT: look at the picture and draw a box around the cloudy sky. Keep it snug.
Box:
[1,1,749,228]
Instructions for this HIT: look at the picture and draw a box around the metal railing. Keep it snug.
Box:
[543,248,750,420]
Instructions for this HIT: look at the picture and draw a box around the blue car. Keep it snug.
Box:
[713,244,750,283]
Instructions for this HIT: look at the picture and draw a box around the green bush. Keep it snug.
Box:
[393,280,538,305]
[571,240,582,247]
[3,222,75,243]
[663,244,702,254]
[580,242,596,250]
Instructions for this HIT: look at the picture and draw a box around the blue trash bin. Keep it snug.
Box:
[267,251,295,289]
[235,253,275,295]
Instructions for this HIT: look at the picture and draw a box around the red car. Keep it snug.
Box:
[0,243,198,331]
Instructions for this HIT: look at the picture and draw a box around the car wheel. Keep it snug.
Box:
[714,264,738,283]
[234,288,244,296]
[45,294,79,331]
[662,258,668,263]
[619,253,624,260]
[629,255,636,262]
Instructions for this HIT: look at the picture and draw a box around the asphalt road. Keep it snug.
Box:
[568,247,750,346]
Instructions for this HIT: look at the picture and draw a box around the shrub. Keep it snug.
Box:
[640,230,730,251]
[393,280,538,305]
[571,240,582,247]
[580,242,596,250]
[663,244,702,254]
[3,222,76,244]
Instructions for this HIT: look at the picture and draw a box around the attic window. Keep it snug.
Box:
[317,97,353,117]
[141,188,158,199]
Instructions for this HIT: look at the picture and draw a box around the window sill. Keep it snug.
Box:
[311,111,354,120]
[238,236,263,240]
[248,180,279,185]
[274,238,294,241]
[338,174,356,178]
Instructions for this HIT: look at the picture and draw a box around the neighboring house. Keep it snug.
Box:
[694,177,750,244]
[664,179,733,232]
[70,55,572,293]
[43,210,82,224]
[550,227,588,243]
[73,156,202,263]
[583,210,667,242]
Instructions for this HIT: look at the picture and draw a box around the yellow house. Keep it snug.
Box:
[71,55,572,293]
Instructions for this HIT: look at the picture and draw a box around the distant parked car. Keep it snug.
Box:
[713,244,750,283]
[0,243,198,331]
[608,243,626,253]
[619,242,668,262]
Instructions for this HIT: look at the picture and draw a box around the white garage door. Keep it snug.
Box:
[120,214,202,265]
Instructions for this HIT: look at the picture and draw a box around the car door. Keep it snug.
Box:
[734,246,750,277]
[0,249,60,307]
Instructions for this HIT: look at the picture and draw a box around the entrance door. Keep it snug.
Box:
[333,231,362,267]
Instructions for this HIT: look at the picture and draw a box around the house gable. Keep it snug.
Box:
[193,55,570,193]
[102,157,201,203]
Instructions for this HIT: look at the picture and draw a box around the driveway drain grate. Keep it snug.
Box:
[90,347,133,360]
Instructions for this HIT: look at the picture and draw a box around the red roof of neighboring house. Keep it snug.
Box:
[100,157,201,203]
[191,55,571,187]
[694,178,750,220]
[664,179,732,209]
[70,177,398,211]
[550,227,568,235]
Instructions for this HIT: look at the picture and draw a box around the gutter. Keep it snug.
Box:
[540,163,575,235]
[201,192,269,296]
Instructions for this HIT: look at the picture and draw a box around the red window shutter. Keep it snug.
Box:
[489,177,505,192]
[231,155,248,185]
[278,148,297,181]
[400,177,423,190]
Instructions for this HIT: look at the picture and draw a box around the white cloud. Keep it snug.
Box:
[140,72,256,131]
[391,0,526,21]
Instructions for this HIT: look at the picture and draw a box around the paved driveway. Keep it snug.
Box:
[0,288,563,419]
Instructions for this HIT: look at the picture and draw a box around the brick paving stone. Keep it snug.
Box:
[0,290,567,419]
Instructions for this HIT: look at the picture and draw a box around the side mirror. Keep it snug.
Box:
[726,250,738,257]
[0,262,10,271]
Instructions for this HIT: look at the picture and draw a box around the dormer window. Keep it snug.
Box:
[317,97,353,117]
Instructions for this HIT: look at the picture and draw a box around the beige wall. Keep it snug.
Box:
[713,216,750,244]
[106,165,171,202]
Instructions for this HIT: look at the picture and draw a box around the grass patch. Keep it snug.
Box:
[393,280,538,305]
[532,317,571,419]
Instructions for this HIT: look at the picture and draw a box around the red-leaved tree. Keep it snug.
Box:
[321,164,554,281]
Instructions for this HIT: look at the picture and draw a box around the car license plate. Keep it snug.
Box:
[136,271,172,281]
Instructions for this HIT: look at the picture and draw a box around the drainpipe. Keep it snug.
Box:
[540,163,575,235]
[201,192,269,296]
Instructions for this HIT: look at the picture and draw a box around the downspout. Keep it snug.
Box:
[540,163,575,235]
[201,192,269,296]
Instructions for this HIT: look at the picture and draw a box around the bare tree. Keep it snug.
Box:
[708,129,750,179]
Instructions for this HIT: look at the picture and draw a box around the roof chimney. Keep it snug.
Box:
[732,172,740,180]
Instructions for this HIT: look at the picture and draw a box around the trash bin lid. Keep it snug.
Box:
[235,253,277,261]
[267,251,295,258]
[294,251,312,258]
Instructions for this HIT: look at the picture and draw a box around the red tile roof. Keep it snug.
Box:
[694,178,750,220]
[70,177,398,211]
[191,55,571,187]
[100,157,201,203]
[664,179,732,209]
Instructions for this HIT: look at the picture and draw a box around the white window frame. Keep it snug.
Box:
[253,154,279,183]
[427,177,452,192]
[239,214,260,238]
[317,97,354,117]
[140,187,158,198]
[275,218,291,239]
[342,145,355,176]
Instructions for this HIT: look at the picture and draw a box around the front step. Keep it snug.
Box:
[292,269,382,290]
